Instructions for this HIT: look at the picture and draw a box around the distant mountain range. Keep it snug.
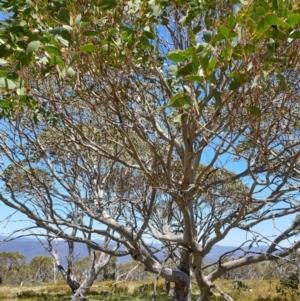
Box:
[0,236,269,266]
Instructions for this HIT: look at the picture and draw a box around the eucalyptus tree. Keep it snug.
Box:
[29,255,54,284]
[1,0,300,301]
[0,251,26,285]
[2,155,113,301]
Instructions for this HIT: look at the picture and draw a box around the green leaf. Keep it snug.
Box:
[108,29,118,36]
[290,30,300,39]
[267,28,287,41]
[0,45,6,58]
[7,72,18,80]
[265,13,278,26]
[229,77,241,90]
[80,17,90,28]
[201,55,209,70]
[208,57,217,69]
[82,31,102,36]
[226,72,237,78]
[197,43,212,58]
[121,26,134,34]
[0,77,16,89]
[48,38,60,48]
[244,44,255,54]
[267,14,289,27]
[144,30,155,40]
[121,25,134,41]
[185,75,202,83]
[49,27,72,34]
[45,45,60,56]
[287,14,300,26]
[68,54,79,68]
[247,106,261,117]
[99,0,117,9]
[167,50,188,62]
[272,0,278,11]
[276,73,287,91]
[79,44,98,52]
[258,13,290,30]
[193,26,202,35]
[207,73,217,84]
[256,7,266,18]
[176,62,195,76]
[57,8,70,24]
[169,93,191,109]
[180,10,195,25]
[61,30,72,46]
[219,25,229,38]
[211,32,224,43]
[228,12,236,29]
[49,55,64,67]
[144,26,155,40]
[0,100,12,109]
[27,41,40,53]
[139,36,152,48]
[212,89,222,106]
[275,20,289,28]
[203,30,213,42]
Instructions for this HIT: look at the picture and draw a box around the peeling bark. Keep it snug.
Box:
[70,252,110,301]
[173,250,192,301]
[174,282,191,301]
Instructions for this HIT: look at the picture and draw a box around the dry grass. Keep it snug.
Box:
[0,282,71,301]
[0,279,298,301]
[212,279,299,301]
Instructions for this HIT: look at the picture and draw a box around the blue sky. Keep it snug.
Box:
[0,12,6,20]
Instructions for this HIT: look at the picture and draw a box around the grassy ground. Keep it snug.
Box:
[0,279,298,301]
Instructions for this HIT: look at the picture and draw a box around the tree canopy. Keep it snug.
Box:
[0,0,300,301]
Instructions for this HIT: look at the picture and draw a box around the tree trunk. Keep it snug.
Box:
[174,282,191,301]
[70,267,95,301]
[48,236,111,301]
[70,252,111,301]
[173,250,191,301]
[197,286,212,301]
[165,280,171,295]
[71,285,88,301]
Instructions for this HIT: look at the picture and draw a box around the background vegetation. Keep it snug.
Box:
[1,251,300,300]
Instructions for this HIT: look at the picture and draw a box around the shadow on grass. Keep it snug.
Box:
[16,290,70,301]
